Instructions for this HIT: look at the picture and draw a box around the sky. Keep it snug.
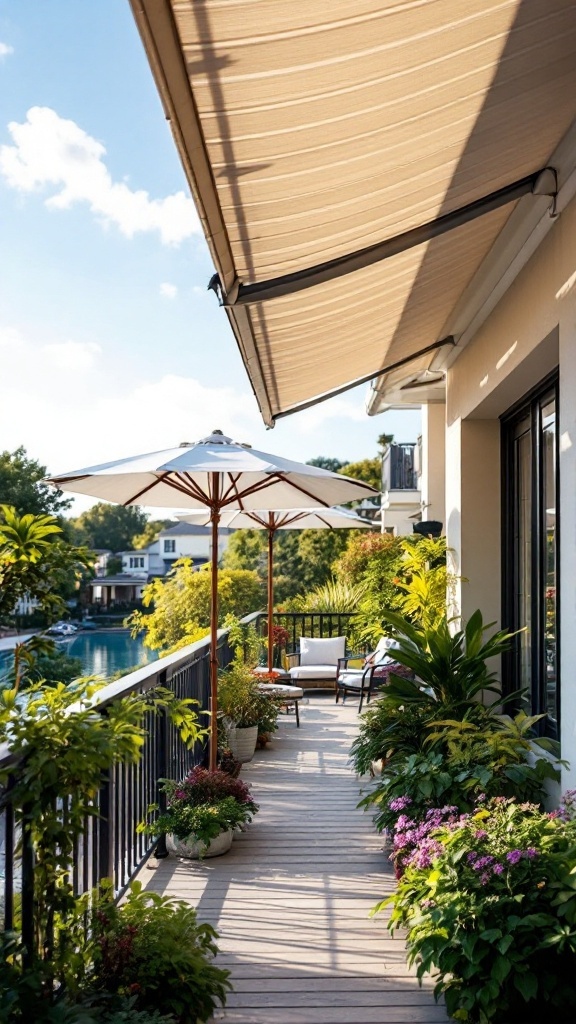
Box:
[0,1,420,515]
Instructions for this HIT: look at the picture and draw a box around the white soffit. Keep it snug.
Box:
[130,0,576,426]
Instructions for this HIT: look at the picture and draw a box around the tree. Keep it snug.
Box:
[70,502,148,553]
[339,456,381,491]
[306,456,346,473]
[0,506,93,623]
[222,530,265,573]
[0,446,71,519]
[132,519,176,550]
[128,560,263,652]
[293,530,352,593]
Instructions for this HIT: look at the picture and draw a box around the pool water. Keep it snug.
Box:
[66,631,156,678]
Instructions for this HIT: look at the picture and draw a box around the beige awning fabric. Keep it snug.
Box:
[130,0,576,425]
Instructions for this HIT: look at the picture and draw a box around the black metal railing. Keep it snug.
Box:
[0,609,358,934]
[382,442,418,491]
[0,618,243,929]
[255,611,357,655]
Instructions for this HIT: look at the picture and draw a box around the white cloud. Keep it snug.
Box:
[0,106,200,245]
[0,42,14,59]
[43,340,102,372]
[160,282,178,300]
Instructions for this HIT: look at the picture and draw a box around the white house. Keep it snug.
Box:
[89,522,231,609]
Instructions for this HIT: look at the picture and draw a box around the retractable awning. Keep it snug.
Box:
[130,0,576,425]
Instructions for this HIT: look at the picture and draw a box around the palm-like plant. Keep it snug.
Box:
[379,608,519,716]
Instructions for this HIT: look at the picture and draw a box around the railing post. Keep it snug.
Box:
[97,768,115,884]
[154,670,169,858]
[21,809,35,968]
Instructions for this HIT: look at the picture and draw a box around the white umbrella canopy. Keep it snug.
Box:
[179,505,374,672]
[46,431,378,769]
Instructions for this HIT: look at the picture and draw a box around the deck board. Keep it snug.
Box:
[138,694,447,1023]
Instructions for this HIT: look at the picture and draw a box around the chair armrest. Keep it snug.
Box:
[336,654,364,678]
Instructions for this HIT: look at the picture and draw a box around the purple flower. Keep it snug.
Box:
[492,863,504,875]
[506,850,523,865]
[480,872,491,884]
[467,851,478,863]
[395,814,413,829]
[389,796,413,811]
[524,848,539,859]
[472,855,494,871]
[476,793,487,803]
[474,830,488,840]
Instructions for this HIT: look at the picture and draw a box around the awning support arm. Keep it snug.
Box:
[270,336,456,423]
[208,168,557,306]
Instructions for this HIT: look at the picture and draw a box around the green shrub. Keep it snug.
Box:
[359,715,560,834]
[380,797,576,1023]
[84,881,231,1024]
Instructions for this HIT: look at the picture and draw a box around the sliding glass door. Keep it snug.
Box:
[501,374,559,737]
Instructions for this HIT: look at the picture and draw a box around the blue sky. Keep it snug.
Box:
[0,1,420,513]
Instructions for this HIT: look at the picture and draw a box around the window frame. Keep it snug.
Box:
[501,370,560,739]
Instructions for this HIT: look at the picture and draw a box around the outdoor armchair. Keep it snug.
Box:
[286,635,347,691]
[335,637,402,712]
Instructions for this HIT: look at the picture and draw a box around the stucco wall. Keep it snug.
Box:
[445,192,576,791]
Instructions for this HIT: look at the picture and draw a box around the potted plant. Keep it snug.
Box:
[218,663,283,761]
[149,766,258,858]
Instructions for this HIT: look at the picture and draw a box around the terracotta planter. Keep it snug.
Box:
[228,724,258,763]
[166,829,233,859]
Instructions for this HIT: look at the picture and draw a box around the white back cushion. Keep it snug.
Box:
[299,636,346,666]
[373,636,400,658]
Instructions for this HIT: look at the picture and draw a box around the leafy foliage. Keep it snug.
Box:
[218,661,284,729]
[127,561,262,653]
[77,881,231,1023]
[380,798,576,1023]
[0,506,93,621]
[153,796,254,846]
[0,446,72,519]
[288,577,366,613]
[0,674,205,976]
[69,503,148,554]
[359,721,561,836]
[339,456,382,491]
[374,608,516,716]
[221,528,265,573]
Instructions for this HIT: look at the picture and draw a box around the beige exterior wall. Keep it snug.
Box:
[420,403,446,529]
[444,192,576,791]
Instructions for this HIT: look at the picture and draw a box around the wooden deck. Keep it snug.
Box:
[139,694,447,1023]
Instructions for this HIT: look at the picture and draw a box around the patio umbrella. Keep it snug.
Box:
[46,430,377,769]
[178,506,374,672]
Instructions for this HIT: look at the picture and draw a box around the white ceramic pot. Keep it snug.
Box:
[166,829,233,859]
[228,724,258,763]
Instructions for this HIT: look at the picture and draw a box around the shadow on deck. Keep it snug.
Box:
[138,694,448,1023]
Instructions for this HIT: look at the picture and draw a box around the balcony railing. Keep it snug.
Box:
[0,609,357,936]
[382,442,418,491]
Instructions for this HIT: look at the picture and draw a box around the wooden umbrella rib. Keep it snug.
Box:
[120,472,180,506]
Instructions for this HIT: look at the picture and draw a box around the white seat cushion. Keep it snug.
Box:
[288,664,338,680]
[337,671,366,690]
[299,636,345,667]
[257,683,304,699]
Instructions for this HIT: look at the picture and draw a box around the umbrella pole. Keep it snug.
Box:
[209,494,220,773]
[267,522,275,672]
